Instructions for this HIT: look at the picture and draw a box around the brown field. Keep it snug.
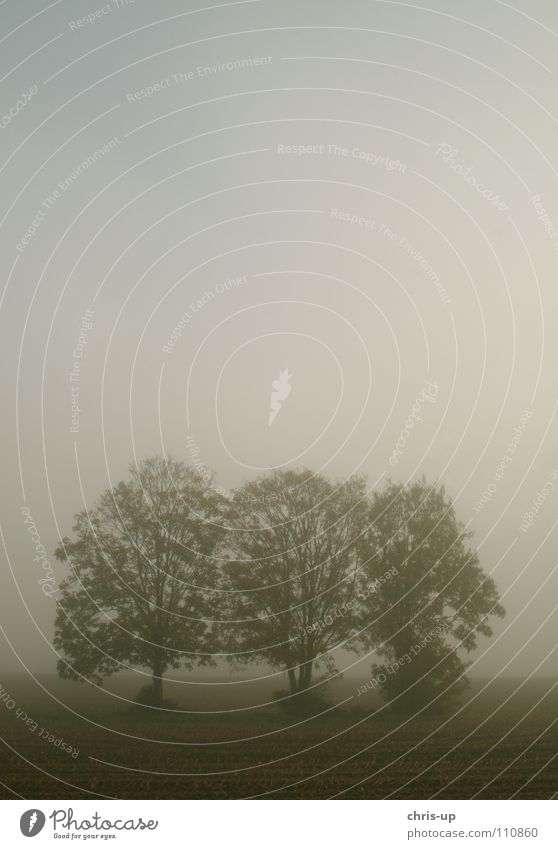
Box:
[1,675,557,799]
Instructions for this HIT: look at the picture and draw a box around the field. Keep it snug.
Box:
[1,675,558,799]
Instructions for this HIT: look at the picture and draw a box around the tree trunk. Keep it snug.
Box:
[287,668,297,694]
[152,656,165,705]
[296,659,313,693]
[287,660,313,695]
[303,659,313,689]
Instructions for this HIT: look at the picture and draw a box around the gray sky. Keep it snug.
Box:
[2,0,558,685]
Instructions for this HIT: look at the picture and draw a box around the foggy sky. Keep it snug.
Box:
[2,0,558,688]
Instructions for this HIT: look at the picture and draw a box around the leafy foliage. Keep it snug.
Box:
[54,457,226,703]
[54,460,505,716]
[357,479,505,712]
[221,469,369,696]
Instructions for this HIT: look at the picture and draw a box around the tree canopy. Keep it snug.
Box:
[221,469,368,702]
[53,461,505,715]
[54,457,225,705]
[356,479,505,712]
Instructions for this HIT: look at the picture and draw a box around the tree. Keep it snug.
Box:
[357,478,505,712]
[221,469,368,706]
[54,457,225,706]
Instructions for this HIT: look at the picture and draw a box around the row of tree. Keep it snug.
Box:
[53,457,504,713]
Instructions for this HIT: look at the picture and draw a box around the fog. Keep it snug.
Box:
[2,0,558,693]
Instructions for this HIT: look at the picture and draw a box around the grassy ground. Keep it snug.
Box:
[1,676,557,799]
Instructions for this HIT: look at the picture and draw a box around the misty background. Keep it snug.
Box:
[2,0,558,700]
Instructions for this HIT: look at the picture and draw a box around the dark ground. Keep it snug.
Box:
[1,675,557,799]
